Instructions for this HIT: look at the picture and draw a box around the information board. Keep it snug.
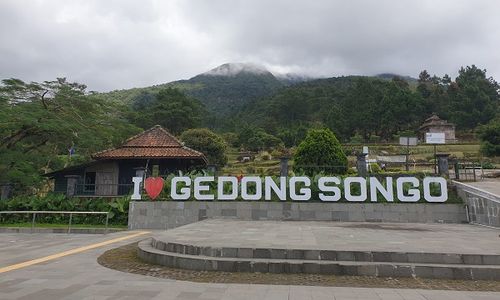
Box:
[425,132,445,144]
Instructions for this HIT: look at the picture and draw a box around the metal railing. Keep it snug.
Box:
[451,162,484,182]
[0,211,110,234]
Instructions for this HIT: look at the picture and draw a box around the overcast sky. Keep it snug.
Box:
[1,0,499,91]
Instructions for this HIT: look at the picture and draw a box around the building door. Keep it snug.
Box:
[96,172,117,196]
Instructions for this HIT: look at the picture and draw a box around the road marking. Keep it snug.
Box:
[0,231,150,274]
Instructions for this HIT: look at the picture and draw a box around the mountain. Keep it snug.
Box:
[200,62,270,76]
[97,63,286,116]
[95,64,417,119]
[181,63,284,115]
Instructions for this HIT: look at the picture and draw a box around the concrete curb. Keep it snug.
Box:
[138,239,500,280]
[150,238,500,265]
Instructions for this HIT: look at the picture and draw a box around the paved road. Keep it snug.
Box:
[1,232,499,300]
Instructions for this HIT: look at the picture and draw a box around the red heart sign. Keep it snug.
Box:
[144,177,164,200]
[237,175,244,182]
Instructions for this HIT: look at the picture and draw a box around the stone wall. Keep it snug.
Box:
[128,201,467,230]
[454,181,500,228]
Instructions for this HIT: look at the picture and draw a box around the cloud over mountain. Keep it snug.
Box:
[0,0,499,91]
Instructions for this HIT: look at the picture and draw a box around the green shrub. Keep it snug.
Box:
[478,119,500,157]
[0,194,129,225]
[369,163,382,173]
[294,128,348,175]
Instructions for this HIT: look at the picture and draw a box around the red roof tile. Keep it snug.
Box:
[92,125,206,161]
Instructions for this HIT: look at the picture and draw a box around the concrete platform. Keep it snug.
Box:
[2,233,500,300]
[469,179,500,197]
[138,219,500,280]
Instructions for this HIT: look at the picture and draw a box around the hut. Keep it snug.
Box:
[45,125,207,197]
[418,114,457,143]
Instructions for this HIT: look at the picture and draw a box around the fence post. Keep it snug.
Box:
[280,157,289,177]
[31,212,36,233]
[473,164,477,182]
[104,213,109,234]
[356,154,368,177]
[436,153,450,177]
[68,213,72,234]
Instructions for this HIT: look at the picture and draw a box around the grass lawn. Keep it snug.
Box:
[223,143,487,176]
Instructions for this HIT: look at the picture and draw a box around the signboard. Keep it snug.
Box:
[399,137,417,146]
[425,132,445,144]
[131,176,448,203]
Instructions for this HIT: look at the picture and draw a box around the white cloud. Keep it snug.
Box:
[0,0,499,91]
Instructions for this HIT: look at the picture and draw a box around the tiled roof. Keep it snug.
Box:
[122,126,182,147]
[419,114,455,130]
[92,125,206,161]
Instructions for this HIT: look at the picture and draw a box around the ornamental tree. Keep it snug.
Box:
[293,128,348,175]
[180,128,227,167]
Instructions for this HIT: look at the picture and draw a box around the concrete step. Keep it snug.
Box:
[138,239,500,280]
[150,238,500,266]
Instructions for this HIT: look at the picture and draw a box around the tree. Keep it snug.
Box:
[129,88,207,135]
[237,125,283,151]
[0,78,141,194]
[448,65,499,129]
[293,128,347,175]
[477,118,500,157]
[180,128,227,167]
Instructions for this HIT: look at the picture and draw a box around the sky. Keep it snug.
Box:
[0,0,499,92]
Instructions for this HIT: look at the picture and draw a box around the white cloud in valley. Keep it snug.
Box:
[0,0,499,91]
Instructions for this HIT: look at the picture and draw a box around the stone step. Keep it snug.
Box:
[150,238,500,266]
[138,239,500,280]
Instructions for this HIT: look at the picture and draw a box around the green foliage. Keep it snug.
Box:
[180,128,228,166]
[370,163,382,173]
[96,65,284,117]
[221,132,239,148]
[418,65,499,129]
[477,118,500,157]
[0,194,129,225]
[293,128,348,175]
[0,78,141,194]
[187,70,284,116]
[128,88,206,135]
[237,125,283,151]
[234,65,498,144]
[237,76,427,142]
[349,133,364,144]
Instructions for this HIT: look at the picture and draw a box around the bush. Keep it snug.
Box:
[349,133,363,144]
[478,119,500,157]
[369,135,381,143]
[0,194,129,225]
[261,152,271,161]
[481,161,495,169]
[370,163,381,173]
[294,128,348,175]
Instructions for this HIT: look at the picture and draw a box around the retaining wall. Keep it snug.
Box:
[128,201,467,230]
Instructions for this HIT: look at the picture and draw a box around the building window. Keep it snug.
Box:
[84,172,96,193]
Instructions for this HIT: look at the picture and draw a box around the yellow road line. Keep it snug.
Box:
[0,231,150,274]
